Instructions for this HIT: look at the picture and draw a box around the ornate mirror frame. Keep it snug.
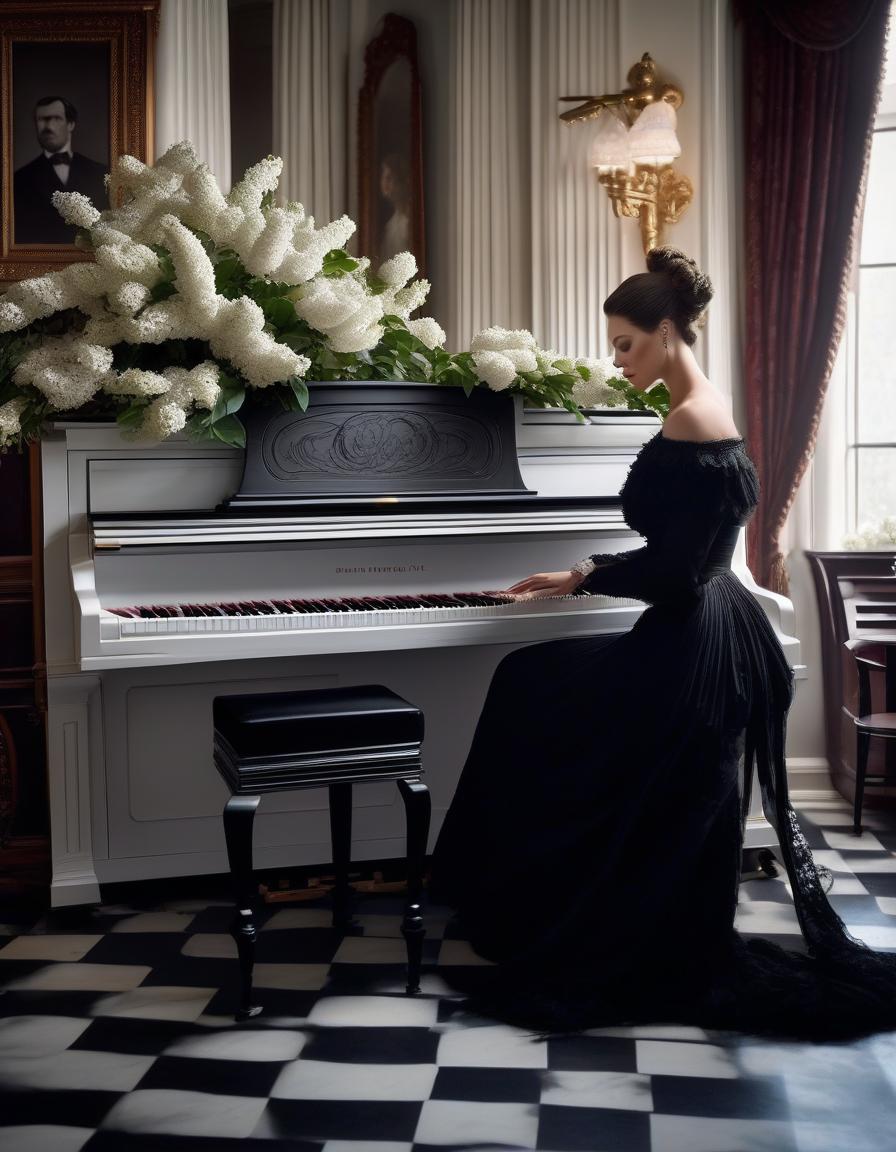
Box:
[357,13,425,275]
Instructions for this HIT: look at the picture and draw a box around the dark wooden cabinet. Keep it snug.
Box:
[807,550,896,808]
[0,444,49,895]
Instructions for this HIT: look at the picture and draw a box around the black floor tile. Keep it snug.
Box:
[537,1103,651,1151]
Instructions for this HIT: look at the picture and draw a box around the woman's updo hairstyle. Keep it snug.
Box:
[602,246,713,347]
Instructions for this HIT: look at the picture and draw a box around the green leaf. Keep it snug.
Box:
[209,413,246,448]
[115,405,146,429]
[288,376,309,411]
[321,249,359,278]
[148,281,177,304]
[261,297,298,330]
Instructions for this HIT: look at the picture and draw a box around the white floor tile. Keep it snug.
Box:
[307,994,439,1028]
[734,901,802,933]
[0,1049,154,1092]
[813,850,896,874]
[102,1089,267,1138]
[540,1070,653,1111]
[164,1028,307,1062]
[4,963,150,993]
[322,1143,412,1152]
[793,1120,889,1152]
[651,1113,794,1152]
[252,963,331,990]
[0,935,102,961]
[436,1023,549,1069]
[0,1015,91,1058]
[110,912,195,933]
[841,923,896,949]
[90,985,216,1021]
[414,1099,539,1148]
[331,937,409,964]
[0,1126,93,1152]
[262,907,335,930]
[180,933,237,958]
[822,830,886,852]
[636,1040,740,1078]
[272,1059,437,1101]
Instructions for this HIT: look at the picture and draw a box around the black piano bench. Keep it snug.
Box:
[213,684,430,1020]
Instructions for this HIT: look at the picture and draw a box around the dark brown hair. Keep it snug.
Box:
[603,246,713,347]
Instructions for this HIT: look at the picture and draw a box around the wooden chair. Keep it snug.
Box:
[844,638,896,836]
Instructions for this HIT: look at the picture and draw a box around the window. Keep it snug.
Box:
[843,6,896,535]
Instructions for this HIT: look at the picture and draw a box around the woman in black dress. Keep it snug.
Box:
[430,247,896,1040]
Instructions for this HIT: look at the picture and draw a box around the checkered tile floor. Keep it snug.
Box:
[3,797,896,1152]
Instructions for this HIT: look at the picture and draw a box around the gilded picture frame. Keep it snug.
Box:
[0,0,160,282]
[357,13,425,276]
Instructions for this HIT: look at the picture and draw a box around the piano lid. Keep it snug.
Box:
[223,383,537,513]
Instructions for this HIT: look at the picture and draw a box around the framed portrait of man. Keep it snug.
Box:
[358,14,425,276]
[0,0,160,281]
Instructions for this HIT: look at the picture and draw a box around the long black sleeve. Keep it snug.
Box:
[581,464,728,604]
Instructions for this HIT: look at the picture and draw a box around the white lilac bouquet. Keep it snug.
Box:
[843,515,896,550]
[0,141,663,450]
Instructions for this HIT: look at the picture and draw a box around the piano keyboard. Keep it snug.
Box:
[104,590,629,635]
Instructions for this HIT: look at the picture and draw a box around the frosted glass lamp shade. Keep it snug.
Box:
[628,99,681,165]
[589,108,631,171]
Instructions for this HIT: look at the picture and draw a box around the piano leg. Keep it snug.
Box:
[329,782,354,930]
[223,794,263,1021]
[398,779,431,994]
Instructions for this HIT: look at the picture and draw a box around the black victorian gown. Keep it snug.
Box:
[429,431,896,1040]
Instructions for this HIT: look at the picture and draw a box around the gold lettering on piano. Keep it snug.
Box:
[335,565,425,574]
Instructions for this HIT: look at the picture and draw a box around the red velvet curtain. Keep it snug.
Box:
[740,0,891,594]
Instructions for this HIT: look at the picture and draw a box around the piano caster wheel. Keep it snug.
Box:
[757,849,779,879]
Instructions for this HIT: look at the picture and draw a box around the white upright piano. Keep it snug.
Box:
[40,388,803,906]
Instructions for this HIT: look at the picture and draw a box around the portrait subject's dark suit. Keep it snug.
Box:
[13,152,108,244]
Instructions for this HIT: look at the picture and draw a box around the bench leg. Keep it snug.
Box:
[855,730,871,837]
[223,795,263,1021]
[398,778,431,994]
[329,782,353,930]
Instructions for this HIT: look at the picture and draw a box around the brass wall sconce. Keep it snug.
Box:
[560,53,693,256]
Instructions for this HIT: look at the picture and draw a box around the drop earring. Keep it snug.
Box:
[662,326,668,351]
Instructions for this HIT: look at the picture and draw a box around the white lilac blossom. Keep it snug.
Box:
[405,317,446,350]
[157,215,219,319]
[0,397,27,445]
[211,297,310,388]
[138,400,188,442]
[15,338,113,410]
[391,279,430,319]
[244,206,301,276]
[0,140,632,448]
[227,156,283,213]
[377,252,416,289]
[470,326,537,354]
[843,516,896,550]
[471,350,518,392]
[51,191,101,229]
[102,368,171,397]
[108,281,152,316]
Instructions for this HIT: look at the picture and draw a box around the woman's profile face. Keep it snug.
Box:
[380,163,395,200]
[607,314,665,390]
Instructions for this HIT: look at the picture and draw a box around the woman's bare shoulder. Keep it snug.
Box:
[661,399,740,443]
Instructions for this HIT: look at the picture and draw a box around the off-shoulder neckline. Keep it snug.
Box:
[656,431,744,448]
